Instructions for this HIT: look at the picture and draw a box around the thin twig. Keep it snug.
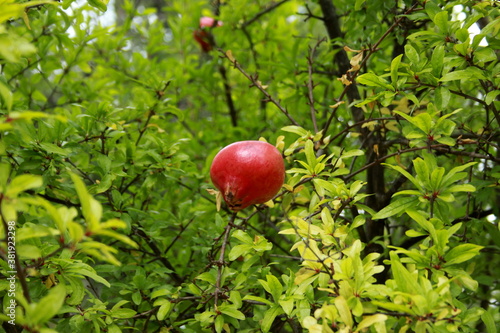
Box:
[219,50,300,126]
[305,38,327,133]
[214,212,237,308]
[240,0,290,28]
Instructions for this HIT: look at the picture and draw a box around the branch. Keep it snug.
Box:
[219,50,300,126]
[214,212,237,308]
[132,227,183,284]
[218,65,238,127]
[240,0,290,28]
[305,38,327,133]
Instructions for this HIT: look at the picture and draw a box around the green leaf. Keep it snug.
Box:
[444,243,483,265]
[70,172,101,230]
[87,0,108,12]
[383,162,420,190]
[404,44,420,66]
[430,167,445,190]
[334,296,353,327]
[218,303,245,320]
[441,162,477,187]
[304,140,317,170]
[242,295,273,306]
[485,90,500,105]
[435,136,455,146]
[231,229,253,244]
[228,244,252,261]
[0,81,13,111]
[432,11,448,33]
[111,308,137,319]
[413,158,430,187]
[64,276,85,306]
[281,125,308,137]
[356,72,394,91]
[279,298,294,316]
[390,252,422,295]
[390,54,403,87]
[435,86,450,109]
[6,174,43,197]
[356,314,388,332]
[39,142,71,156]
[373,197,419,220]
[440,68,487,82]
[430,45,444,77]
[481,310,497,333]
[407,209,437,241]
[354,0,365,11]
[30,285,66,325]
[259,274,283,302]
[261,305,283,333]
[446,184,475,193]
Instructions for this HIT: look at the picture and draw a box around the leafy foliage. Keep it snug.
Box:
[0,0,499,332]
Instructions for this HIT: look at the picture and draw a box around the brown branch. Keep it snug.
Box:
[132,227,183,284]
[214,212,237,308]
[240,0,290,28]
[219,50,300,126]
[218,65,238,127]
[305,38,327,133]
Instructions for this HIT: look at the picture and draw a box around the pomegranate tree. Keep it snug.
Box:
[210,141,285,211]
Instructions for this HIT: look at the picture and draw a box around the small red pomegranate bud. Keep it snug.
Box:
[210,141,285,211]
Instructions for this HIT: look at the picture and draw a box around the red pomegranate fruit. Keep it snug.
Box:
[210,141,285,211]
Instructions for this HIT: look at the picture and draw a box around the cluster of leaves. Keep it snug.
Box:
[0,0,499,332]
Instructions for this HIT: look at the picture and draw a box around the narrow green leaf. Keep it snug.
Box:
[413,158,430,187]
[435,136,455,146]
[430,45,444,77]
[390,252,422,295]
[407,209,437,241]
[279,298,294,316]
[281,125,308,137]
[440,68,487,82]
[481,310,497,333]
[441,162,476,187]
[356,73,394,91]
[87,0,108,12]
[485,90,500,105]
[0,163,11,189]
[266,274,283,302]
[356,314,388,332]
[304,140,316,170]
[390,54,403,87]
[435,86,450,109]
[228,244,252,261]
[430,167,445,190]
[0,81,13,111]
[334,296,353,327]
[30,285,66,325]
[447,184,475,193]
[261,305,283,333]
[373,197,419,220]
[432,11,449,33]
[6,174,42,197]
[444,243,483,265]
[70,172,101,230]
[383,162,421,190]
[218,303,245,320]
[242,295,273,306]
[404,44,419,66]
